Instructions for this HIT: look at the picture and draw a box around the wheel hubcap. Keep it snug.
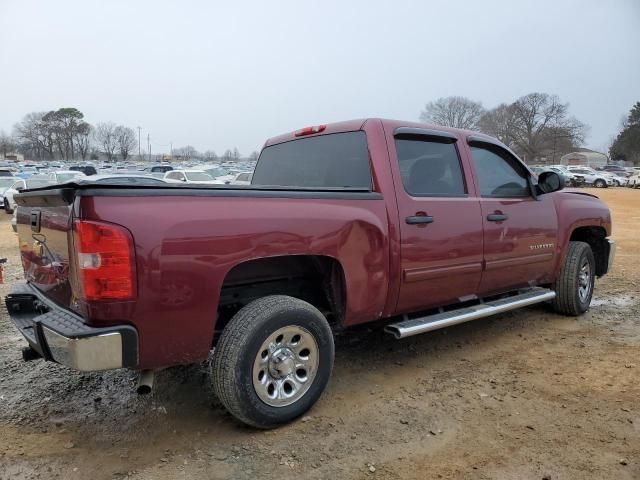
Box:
[252,325,318,407]
[577,260,592,302]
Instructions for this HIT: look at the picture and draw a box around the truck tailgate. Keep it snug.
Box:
[15,189,74,308]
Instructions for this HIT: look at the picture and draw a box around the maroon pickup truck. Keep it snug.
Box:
[6,119,614,428]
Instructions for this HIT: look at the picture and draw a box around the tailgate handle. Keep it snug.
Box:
[30,211,41,233]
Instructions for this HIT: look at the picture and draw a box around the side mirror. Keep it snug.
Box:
[537,171,564,194]
[15,186,24,191]
[181,178,186,182]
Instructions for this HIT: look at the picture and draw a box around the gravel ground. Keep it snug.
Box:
[0,188,638,480]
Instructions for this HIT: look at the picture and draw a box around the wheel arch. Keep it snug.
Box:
[569,226,609,277]
[215,254,347,340]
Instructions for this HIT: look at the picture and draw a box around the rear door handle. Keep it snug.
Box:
[406,215,434,225]
[487,213,508,222]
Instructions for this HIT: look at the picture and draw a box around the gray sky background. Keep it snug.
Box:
[1,0,639,156]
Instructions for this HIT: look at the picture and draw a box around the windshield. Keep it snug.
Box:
[0,178,16,187]
[185,172,214,181]
[56,173,82,183]
[204,167,227,177]
[25,178,50,188]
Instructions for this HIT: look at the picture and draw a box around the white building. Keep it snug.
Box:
[560,148,608,168]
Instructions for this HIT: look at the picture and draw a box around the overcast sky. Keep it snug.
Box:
[1,0,639,155]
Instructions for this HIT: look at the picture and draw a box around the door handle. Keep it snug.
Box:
[406,215,434,225]
[487,213,508,222]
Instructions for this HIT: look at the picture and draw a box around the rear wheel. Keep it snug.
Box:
[594,179,606,188]
[552,241,595,316]
[3,198,12,214]
[212,295,334,429]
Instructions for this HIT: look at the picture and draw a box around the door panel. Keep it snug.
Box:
[467,142,559,295]
[479,195,558,295]
[397,197,483,312]
[390,131,484,314]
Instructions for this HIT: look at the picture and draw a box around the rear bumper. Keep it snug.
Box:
[4,283,138,371]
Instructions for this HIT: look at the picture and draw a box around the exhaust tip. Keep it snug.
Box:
[136,370,155,395]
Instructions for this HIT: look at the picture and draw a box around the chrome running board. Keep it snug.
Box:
[384,287,556,339]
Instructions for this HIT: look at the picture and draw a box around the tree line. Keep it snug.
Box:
[0,108,258,163]
[419,92,588,164]
[610,101,640,164]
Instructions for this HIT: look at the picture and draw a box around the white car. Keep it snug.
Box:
[163,169,224,185]
[628,170,640,188]
[200,165,235,184]
[230,171,253,185]
[3,176,51,213]
[0,177,19,200]
[567,167,613,188]
[48,170,86,185]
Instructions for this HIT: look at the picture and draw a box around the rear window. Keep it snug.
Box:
[252,132,371,189]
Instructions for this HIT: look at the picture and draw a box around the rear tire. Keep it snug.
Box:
[4,198,13,214]
[594,179,606,188]
[552,241,595,316]
[212,295,334,429]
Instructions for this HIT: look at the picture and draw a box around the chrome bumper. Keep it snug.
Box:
[5,283,138,371]
[42,328,126,371]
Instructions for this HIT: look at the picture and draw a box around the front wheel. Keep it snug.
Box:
[552,241,595,316]
[3,198,12,214]
[212,295,334,429]
[593,179,606,188]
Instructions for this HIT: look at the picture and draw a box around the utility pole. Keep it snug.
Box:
[147,133,151,162]
[137,126,141,160]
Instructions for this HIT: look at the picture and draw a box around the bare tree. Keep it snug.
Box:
[204,150,218,162]
[13,112,55,160]
[479,93,587,163]
[420,96,485,130]
[222,149,233,162]
[114,125,137,161]
[232,147,241,161]
[94,122,118,161]
[75,123,93,160]
[0,131,16,158]
[248,150,259,162]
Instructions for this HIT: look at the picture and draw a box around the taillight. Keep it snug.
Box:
[73,220,135,301]
[294,125,326,137]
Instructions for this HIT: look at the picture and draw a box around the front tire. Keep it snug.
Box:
[3,198,12,214]
[212,295,334,429]
[552,241,595,316]
[594,179,606,188]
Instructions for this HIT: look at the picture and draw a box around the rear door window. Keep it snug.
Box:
[395,138,466,196]
[252,132,371,189]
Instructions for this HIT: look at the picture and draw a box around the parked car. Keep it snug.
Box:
[200,165,235,183]
[3,176,50,213]
[47,170,86,185]
[80,174,167,186]
[627,170,640,188]
[163,169,224,184]
[0,177,19,200]
[16,166,38,179]
[0,169,16,177]
[145,165,174,178]
[69,165,98,176]
[567,166,613,188]
[598,164,631,177]
[6,119,615,429]
[230,171,253,185]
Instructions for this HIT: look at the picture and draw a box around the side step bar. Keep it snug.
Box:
[385,287,556,339]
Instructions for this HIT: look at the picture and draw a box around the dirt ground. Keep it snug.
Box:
[0,188,638,480]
